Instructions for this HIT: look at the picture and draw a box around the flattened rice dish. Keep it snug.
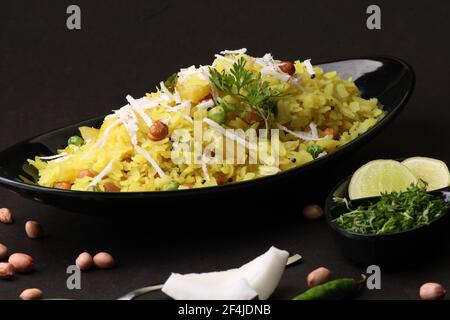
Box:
[28,49,384,192]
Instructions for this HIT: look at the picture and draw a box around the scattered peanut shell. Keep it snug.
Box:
[93,252,115,269]
[303,204,324,220]
[76,252,94,271]
[0,262,15,279]
[307,267,332,288]
[8,253,34,273]
[20,288,43,300]
[0,243,8,260]
[420,282,446,300]
[0,208,13,224]
[25,220,43,239]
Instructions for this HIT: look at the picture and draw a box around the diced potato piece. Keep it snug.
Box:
[176,74,211,103]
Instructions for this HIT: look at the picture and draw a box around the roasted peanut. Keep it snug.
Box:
[420,282,446,300]
[20,288,43,300]
[8,253,34,273]
[93,252,115,269]
[25,220,43,239]
[77,169,97,179]
[278,61,296,75]
[103,182,120,192]
[0,262,15,279]
[320,127,339,140]
[303,204,324,220]
[54,182,72,190]
[307,267,332,288]
[75,252,94,271]
[0,243,8,259]
[0,208,13,224]
[148,120,169,141]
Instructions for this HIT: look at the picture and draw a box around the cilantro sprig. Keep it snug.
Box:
[209,57,287,128]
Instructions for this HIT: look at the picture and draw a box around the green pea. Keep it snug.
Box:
[68,135,85,147]
[293,278,359,300]
[207,106,227,124]
[163,181,180,191]
[87,185,102,192]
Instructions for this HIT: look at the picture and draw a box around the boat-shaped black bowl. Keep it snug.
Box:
[325,176,450,267]
[0,57,415,218]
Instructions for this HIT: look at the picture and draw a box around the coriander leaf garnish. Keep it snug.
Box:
[209,57,288,129]
[164,73,178,93]
[333,185,448,235]
[306,144,324,159]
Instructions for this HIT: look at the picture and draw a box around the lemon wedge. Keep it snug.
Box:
[348,160,418,200]
[401,157,450,191]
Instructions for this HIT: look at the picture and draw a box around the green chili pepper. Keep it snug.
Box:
[293,277,364,300]
[68,135,85,147]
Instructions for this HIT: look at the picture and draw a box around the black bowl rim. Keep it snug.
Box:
[0,56,415,198]
[325,174,450,239]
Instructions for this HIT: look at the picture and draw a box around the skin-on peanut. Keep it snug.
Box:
[148,121,169,141]
[93,252,115,269]
[420,282,446,300]
[8,253,34,273]
[0,208,13,224]
[303,204,324,220]
[278,61,296,75]
[0,243,8,259]
[76,252,94,271]
[0,262,15,279]
[25,220,43,239]
[20,288,43,300]
[307,267,332,288]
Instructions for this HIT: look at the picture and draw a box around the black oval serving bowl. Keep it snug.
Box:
[325,177,450,267]
[0,57,415,218]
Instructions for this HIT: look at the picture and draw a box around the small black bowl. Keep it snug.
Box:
[325,177,450,267]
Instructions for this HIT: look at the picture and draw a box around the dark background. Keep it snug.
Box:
[0,0,449,300]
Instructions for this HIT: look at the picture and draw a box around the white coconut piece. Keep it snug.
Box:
[238,246,289,300]
[163,271,257,300]
[161,246,289,300]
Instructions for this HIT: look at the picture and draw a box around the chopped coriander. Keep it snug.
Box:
[333,185,448,235]
[209,57,287,128]
[164,73,178,93]
[306,144,324,159]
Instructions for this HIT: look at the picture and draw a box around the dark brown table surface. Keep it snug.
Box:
[0,0,449,300]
